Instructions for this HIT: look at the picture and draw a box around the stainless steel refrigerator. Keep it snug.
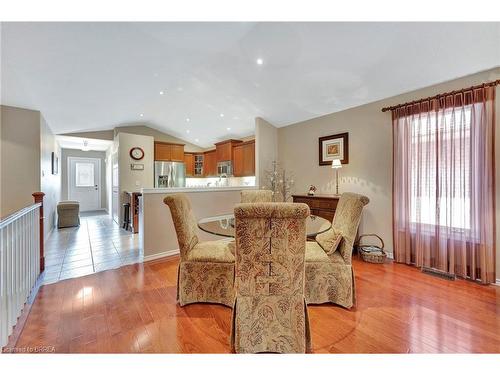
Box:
[154,161,186,188]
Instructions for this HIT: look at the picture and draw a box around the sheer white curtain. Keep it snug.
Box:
[392,86,496,284]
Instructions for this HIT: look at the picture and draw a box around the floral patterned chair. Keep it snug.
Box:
[163,194,235,307]
[231,202,312,353]
[240,189,274,203]
[305,192,369,308]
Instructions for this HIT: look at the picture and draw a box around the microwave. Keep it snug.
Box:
[217,161,233,176]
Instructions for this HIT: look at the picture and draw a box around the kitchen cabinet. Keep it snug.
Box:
[194,154,204,176]
[154,142,184,162]
[215,139,242,162]
[233,145,244,177]
[233,140,255,177]
[203,150,217,176]
[184,153,194,176]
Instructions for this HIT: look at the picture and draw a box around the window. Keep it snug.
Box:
[409,106,471,230]
[75,162,95,187]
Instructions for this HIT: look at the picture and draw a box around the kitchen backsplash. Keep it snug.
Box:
[186,176,256,188]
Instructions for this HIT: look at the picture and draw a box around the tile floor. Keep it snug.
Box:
[42,210,142,284]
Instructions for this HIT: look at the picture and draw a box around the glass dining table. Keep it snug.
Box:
[198,213,332,238]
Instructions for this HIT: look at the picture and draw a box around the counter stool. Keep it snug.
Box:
[122,203,131,230]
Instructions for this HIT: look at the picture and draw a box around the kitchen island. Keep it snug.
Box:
[139,186,256,261]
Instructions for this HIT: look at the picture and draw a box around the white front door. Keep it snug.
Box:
[68,157,101,211]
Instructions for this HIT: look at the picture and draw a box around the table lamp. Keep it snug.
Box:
[331,159,342,195]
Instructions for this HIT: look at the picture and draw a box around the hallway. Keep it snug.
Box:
[43,211,142,284]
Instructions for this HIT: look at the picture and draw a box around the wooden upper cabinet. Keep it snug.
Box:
[233,140,255,177]
[170,144,184,161]
[242,140,255,176]
[215,139,242,162]
[203,150,217,177]
[194,153,204,176]
[184,153,194,176]
[154,142,185,161]
[233,145,244,177]
[155,142,171,161]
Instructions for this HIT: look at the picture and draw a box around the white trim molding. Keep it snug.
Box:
[143,249,180,263]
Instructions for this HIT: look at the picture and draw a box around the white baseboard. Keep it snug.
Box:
[494,279,500,287]
[143,249,180,262]
[45,226,55,243]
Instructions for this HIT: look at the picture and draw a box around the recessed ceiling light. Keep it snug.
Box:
[195,138,199,143]
[139,113,144,117]
[159,91,164,95]
[220,113,224,118]
[227,127,231,131]
[186,130,190,134]
[186,118,190,122]
[256,58,264,65]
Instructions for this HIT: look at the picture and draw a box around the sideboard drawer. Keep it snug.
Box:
[293,197,310,205]
[311,199,338,210]
[292,194,339,223]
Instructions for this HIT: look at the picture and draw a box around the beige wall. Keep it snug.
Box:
[61,148,107,209]
[255,117,278,188]
[278,67,500,278]
[118,132,154,192]
[0,105,41,218]
[62,130,115,141]
[141,188,246,258]
[40,115,62,238]
[117,132,154,222]
[115,125,203,153]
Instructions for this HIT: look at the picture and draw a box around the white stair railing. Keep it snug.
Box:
[0,199,43,348]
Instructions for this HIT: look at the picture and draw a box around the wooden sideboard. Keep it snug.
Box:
[292,194,339,222]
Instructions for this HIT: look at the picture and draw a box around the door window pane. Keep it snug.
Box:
[75,162,95,187]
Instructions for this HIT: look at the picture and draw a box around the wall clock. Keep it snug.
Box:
[129,147,145,161]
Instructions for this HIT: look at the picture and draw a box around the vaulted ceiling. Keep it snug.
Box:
[2,22,499,147]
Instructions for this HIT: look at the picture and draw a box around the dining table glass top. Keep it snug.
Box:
[197,213,332,238]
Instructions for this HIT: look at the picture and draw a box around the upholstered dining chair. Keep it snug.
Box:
[163,193,235,307]
[305,192,369,308]
[240,189,273,203]
[231,202,312,353]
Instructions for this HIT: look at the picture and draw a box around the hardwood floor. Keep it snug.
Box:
[7,257,500,353]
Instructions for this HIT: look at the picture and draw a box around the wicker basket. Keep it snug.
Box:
[356,234,387,263]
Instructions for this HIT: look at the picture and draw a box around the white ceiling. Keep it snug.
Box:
[2,22,499,147]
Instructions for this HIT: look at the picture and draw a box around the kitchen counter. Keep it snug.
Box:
[141,185,257,194]
[139,186,256,261]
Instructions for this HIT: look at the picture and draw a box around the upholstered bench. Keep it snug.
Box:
[57,201,80,228]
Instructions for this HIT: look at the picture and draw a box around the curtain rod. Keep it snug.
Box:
[381,79,500,112]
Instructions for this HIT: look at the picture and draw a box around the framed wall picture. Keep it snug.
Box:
[51,152,59,175]
[318,132,349,165]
